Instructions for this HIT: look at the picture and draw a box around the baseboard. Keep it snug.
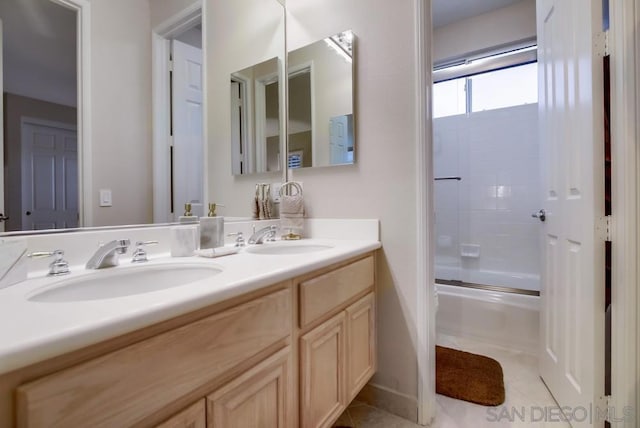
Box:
[356,383,419,423]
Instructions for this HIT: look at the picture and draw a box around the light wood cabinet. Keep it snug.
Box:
[300,312,347,428]
[298,253,376,428]
[2,252,376,428]
[156,400,206,428]
[207,346,291,428]
[346,293,376,401]
[16,288,291,428]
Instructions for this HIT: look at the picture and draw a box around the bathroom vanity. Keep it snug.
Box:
[0,235,378,428]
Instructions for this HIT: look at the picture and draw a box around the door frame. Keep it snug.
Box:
[415,0,436,425]
[413,1,639,426]
[287,61,315,166]
[609,0,639,424]
[47,0,90,228]
[20,117,78,230]
[151,1,204,223]
[230,71,253,174]
[254,70,280,173]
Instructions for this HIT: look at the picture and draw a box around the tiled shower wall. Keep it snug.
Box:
[434,104,540,290]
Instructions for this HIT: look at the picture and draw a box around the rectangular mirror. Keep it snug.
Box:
[0,0,286,235]
[287,30,355,169]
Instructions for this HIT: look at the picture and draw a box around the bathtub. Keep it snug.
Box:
[436,283,539,355]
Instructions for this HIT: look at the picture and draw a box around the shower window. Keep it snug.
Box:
[470,63,538,112]
[433,77,466,118]
[433,45,538,118]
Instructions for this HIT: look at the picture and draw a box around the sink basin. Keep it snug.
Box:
[245,242,333,255]
[28,264,222,302]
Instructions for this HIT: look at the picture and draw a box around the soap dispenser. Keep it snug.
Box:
[200,203,224,249]
[179,203,198,224]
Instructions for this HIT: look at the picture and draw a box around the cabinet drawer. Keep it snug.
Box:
[299,256,374,328]
[17,288,292,428]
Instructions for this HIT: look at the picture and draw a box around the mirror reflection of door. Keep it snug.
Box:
[170,30,204,220]
[1,0,78,232]
[21,119,78,230]
[230,57,281,175]
[288,67,313,168]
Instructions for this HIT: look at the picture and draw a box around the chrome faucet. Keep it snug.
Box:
[248,225,277,245]
[28,250,70,276]
[86,239,131,269]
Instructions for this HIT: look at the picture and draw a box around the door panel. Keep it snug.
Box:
[21,122,78,230]
[207,347,291,428]
[172,39,203,220]
[537,0,605,425]
[300,312,346,428]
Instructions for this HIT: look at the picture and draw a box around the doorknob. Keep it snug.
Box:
[0,213,8,222]
[25,211,32,216]
[532,209,546,222]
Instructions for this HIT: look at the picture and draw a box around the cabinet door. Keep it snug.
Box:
[346,293,376,400]
[300,312,346,428]
[156,400,206,428]
[207,347,291,428]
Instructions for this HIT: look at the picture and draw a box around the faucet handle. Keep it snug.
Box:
[267,225,277,242]
[28,250,70,276]
[227,232,245,247]
[131,241,158,263]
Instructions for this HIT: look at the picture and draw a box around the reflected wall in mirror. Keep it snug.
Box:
[287,30,355,169]
[231,57,282,175]
[1,0,78,232]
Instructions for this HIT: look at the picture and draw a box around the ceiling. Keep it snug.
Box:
[433,0,525,28]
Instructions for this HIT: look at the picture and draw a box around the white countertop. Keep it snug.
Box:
[0,238,380,376]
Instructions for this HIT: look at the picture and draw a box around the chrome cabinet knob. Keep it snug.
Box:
[531,209,546,222]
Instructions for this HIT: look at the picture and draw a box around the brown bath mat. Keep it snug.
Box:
[436,345,505,406]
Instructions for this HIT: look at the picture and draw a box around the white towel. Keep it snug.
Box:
[280,193,304,231]
[253,184,274,220]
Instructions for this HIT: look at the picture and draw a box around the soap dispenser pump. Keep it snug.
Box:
[179,203,198,224]
[200,203,224,249]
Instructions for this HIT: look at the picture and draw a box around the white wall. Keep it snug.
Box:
[434,0,536,64]
[434,104,540,290]
[206,0,285,214]
[88,0,153,226]
[0,0,77,107]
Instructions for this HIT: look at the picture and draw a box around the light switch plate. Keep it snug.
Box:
[99,189,112,207]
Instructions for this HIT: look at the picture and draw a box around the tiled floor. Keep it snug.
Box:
[334,335,571,427]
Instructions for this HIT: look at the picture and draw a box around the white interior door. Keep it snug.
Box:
[329,114,352,165]
[172,39,203,220]
[537,0,605,425]
[0,18,5,232]
[21,121,78,230]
